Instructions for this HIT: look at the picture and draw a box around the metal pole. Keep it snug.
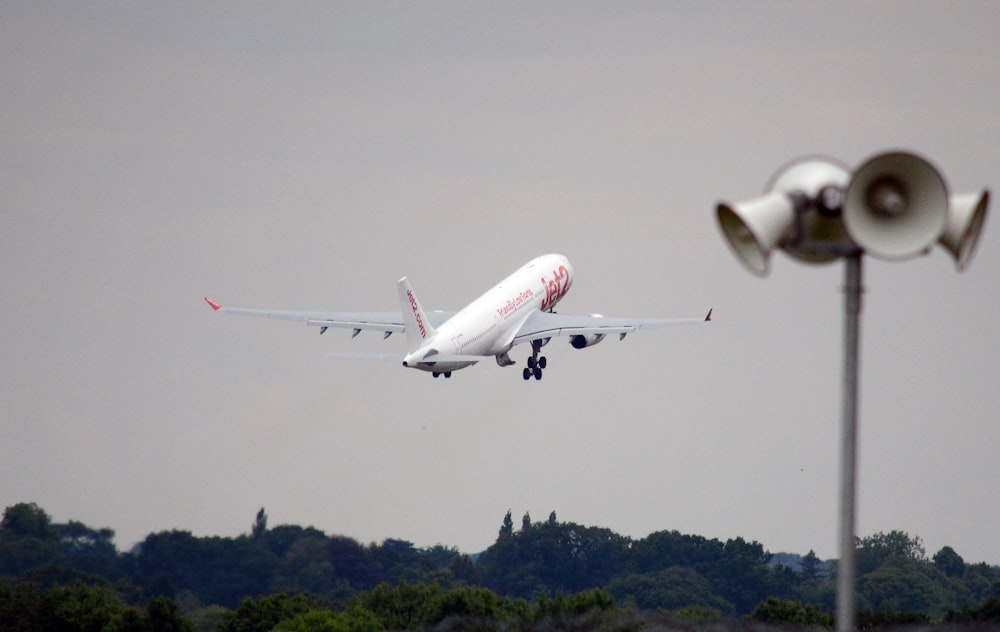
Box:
[836,253,863,632]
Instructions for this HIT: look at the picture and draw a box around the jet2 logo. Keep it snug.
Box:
[407,290,427,338]
[540,265,571,312]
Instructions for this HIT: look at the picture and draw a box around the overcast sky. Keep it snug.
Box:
[3,2,999,566]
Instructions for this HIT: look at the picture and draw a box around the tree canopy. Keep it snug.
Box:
[3,501,1000,631]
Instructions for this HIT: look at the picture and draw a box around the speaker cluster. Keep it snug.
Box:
[716,151,989,275]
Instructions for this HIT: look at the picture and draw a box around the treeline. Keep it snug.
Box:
[3,502,1000,631]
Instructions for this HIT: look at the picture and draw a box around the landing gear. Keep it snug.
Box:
[521,367,543,381]
[432,372,453,379]
[522,341,547,381]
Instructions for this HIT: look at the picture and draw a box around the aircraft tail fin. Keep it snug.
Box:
[396,276,436,351]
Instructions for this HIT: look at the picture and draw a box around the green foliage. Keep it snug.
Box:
[251,509,267,541]
[498,510,514,539]
[0,503,122,580]
[0,503,59,575]
[605,566,734,614]
[669,605,722,623]
[272,536,335,596]
[0,580,45,631]
[1,503,56,540]
[325,535,382,591]
[0,579,194,632]
[933,545,966,578]
[855,607,930,628]
[5,502,1000,629]
[626,530,781,614]
[945,596,1000,623]
[856,530,925,575]
[218,593,318,632]
[275,607,383,632]
[58,521,121,578]
[259,525,329,559]
[186,605,230,632]
[144,596,196,632]
[750,596,833,627]
[134,531,280,607]
[856,555,970,618]
[961,561,1000,603]
[800,549,826,581]
[480,515,632,598]
[355,581,444,629]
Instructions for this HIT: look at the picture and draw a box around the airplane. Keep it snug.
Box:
[205,253,711,381]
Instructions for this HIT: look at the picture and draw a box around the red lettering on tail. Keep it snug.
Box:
[407,290,427,338]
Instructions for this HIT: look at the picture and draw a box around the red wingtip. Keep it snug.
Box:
[204,297,222,311]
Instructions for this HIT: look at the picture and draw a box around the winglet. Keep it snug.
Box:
[704,308,713,322]
[204,297,222,311]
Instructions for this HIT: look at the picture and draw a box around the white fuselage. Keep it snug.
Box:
[402,254,573,373]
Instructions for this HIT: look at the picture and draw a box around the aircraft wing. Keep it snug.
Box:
[204,298,453,334]
[512,308,712,345]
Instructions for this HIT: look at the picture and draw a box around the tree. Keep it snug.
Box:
[1,503,56,540]
[46,582,131,632]
[933,545,966,578]
[856,530,925,575]
[521,512,531,532]
[0,581,45,630]
[751,596,832,627]
[251,509,268,540]
[144,596,196,632]
[327,536,380,591]
[498,511,513,539]
[356,581,444,630]
[605,566,734,614]
[58,521,120,578]
[275,607,382,632]
[631,530,725,574]
[0,502,59,574]
[480,520,633,598]
[260,525,327,559]
[218,593,318,632]
[946,597,1000,624]
[704,537,774,614]
[856,556,950,617]
[131,530,278,608]
[800,549,824,581]
[272,536,334,596]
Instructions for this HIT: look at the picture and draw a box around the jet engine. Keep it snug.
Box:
[569,315,606,349]
[569,333,606,349]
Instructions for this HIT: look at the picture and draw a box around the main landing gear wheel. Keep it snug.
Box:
[432,372,453,379]
[523,340,548,380]
[526,356,547,370]
[522,367,543,381]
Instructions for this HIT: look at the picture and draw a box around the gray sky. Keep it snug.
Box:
[3,2,999,565]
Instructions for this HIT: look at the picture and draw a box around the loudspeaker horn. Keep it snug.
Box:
[716,156,852,276]
[843,151,949,260]
[716,191,796,277]
[941,189,989,271]
[765,156,851,265]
